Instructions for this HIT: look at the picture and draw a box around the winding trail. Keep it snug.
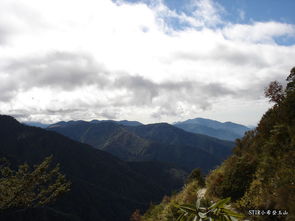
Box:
[197,188,207,198]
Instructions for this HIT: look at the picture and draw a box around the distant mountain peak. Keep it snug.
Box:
[173,117,250,141]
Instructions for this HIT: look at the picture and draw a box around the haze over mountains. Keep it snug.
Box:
[47,119,235,173]
[173,118,250,141]
[25,117,249,141]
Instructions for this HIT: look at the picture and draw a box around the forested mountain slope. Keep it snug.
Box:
[0,115,186,221]
[48,121,234,173]
[205,68,295,219]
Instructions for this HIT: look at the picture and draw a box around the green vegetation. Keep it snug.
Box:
[186,168,205,187]
[206,67,295,219]
[139,67,295,221]
[139,179,243,221]
[0,156,70,211]
[141,180,201,221]
[176,197,244,221]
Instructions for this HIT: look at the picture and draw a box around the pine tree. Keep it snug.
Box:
[0,156,71,212]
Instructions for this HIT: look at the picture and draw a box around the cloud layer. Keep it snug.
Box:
[1,0,295,125]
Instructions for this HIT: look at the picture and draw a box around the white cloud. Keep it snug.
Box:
[222,21,295,44]
[190,0,225,27]
[0,0,294,125]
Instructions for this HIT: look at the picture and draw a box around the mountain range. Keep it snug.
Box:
[0,115,186,221]
[47,120,235,173]
[6,116,236,220]
[25,117,250,141]
[173,118,250,141]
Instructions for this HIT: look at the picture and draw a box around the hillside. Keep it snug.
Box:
[125,123,233,162]
[101,129,220,172]
[205,68,295,219]
[173,118,250,141]
[139,67,295,221]
[0,115,186,221]
[48,121,234,173]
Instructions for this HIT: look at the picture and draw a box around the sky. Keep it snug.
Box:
[0,0,295,126]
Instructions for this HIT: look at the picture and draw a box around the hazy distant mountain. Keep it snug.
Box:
[90,119,143,126]
[49,119,143,127]
[48,121,234,173]
[0,115,186,221]
[173,118,250,141]
[23,121,50,128]
[115,120,143,126]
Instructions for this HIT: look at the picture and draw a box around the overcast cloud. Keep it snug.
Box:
[0,0,295,125]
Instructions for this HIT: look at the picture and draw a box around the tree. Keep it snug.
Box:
[186,168,205,187]
[205,67,295,219]
[265,67,295,104]
[0,156,71,212]
[264,80,285,104]
[286,67,295,92]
